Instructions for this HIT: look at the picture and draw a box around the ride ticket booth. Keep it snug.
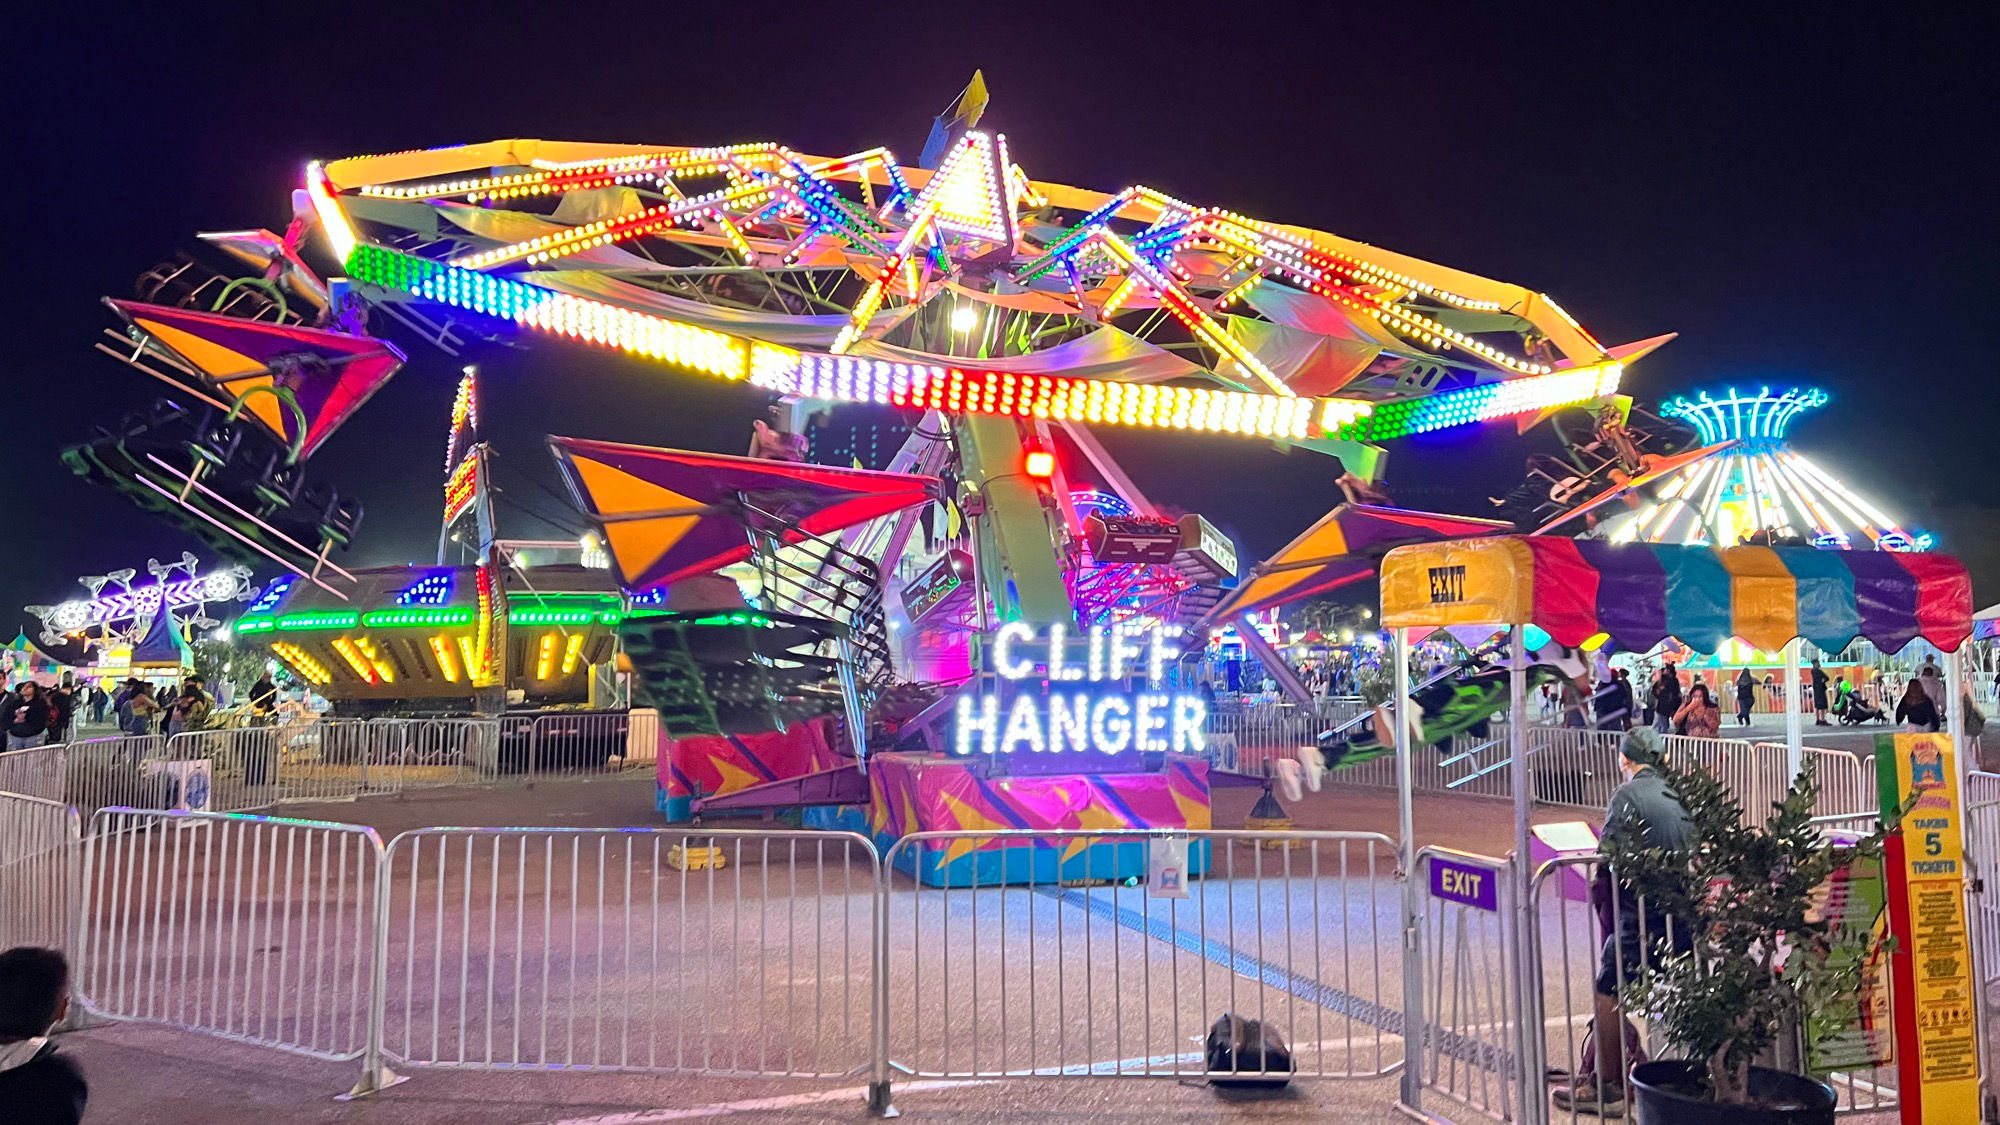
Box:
[1375,536,1979,1125]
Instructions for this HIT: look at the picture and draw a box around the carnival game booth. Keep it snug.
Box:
[1374,537,1975,1120]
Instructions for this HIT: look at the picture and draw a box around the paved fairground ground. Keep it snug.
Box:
[52,766,1941,1123]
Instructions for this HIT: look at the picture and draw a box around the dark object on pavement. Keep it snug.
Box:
[1204,1012,1293,1088]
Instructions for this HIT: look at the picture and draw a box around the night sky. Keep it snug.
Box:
[11,5,1997,627]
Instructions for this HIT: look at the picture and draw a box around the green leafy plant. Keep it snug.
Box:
[1599,757,1895,1105]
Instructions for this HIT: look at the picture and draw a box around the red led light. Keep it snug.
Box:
[1023,449,1056,480]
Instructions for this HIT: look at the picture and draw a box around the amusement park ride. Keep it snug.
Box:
[62,79,1935,874]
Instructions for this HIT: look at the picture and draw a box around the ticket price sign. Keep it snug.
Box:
[1876,732,1980,1124]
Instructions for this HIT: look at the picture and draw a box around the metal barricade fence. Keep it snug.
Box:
[379,827,879,1079]
[0,743,67,803]
[524,711,655,779]
[0,791,81,951]
[1409,847,1528,1123]
[76,809,385,1062]
[1661,736,1788,826]
[1339,731,1518,799]
[1531,853,1898,1120]
[158,728,281,812]
[1966,774,2000,993]
[1527,728,1626,810]
[54,737,180,821]
[1794,746,1874,819]
[1204,700,1357,777]
[880,829,1403,1083]
[367,718,498,792]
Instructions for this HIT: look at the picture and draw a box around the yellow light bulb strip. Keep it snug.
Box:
[331,637,379,685]
[270,641,331,685]
[429,635,460,683]
[535,633,557,680]
[560,633,585,675]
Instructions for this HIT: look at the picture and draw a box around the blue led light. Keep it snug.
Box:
[396,573,455,606]
[1660,386,1828,445]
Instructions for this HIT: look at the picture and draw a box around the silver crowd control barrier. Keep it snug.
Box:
[1531,853,1899,1120]
[379,827,879,1079]
[0,792,81,952]
[1407,847,1532,1122]
[881,829,1403,1084]
[76,809,386,1064]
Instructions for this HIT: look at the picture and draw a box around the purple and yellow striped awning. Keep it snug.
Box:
[1381,538,1973,653]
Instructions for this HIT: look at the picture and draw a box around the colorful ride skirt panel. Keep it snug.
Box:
[658,716,842,802]
[840,753,1211,887]
[1381,537,1972,653]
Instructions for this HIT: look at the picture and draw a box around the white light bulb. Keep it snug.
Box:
[950,305,980,333]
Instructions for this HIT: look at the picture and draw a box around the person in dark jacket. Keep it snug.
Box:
[1551,729,1694,1117]
[1810,659,1832,725]
[1735,669,1757,728]
[1650,663,1682,734]
[1896,680,1941,733]
[1,684,52,750]
[0,946,87,1124]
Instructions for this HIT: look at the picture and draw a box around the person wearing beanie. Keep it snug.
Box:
[1553,727,1693,1117]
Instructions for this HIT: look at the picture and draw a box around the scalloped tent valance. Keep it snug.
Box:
[1381,538,1972,654]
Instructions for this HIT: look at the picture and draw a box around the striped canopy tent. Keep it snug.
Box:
[550,437,939,591]
[1207,504,1513,623]
[105,299,404,460]
[1381,537,1974,653]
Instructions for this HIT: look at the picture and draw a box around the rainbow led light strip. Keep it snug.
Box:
[331,196,1626,442]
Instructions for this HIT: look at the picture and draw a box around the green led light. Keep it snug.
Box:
[274,612,361,631]
[361,607,477,629]
[235,618,275,633]
[689,611,774,628]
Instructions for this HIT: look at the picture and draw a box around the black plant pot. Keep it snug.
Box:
[1629,1061,1835,1124]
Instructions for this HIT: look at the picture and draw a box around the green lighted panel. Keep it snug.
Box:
[241,598,624,634]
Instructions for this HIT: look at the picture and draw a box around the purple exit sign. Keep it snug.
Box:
[1430,857,1499,912]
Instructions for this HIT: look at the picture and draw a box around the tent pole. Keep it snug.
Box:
[1509,624,1546,1124]
[1393,626,1421,1110]
[1784,640,1804,781]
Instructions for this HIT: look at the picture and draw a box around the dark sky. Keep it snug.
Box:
[11,4,1998,628]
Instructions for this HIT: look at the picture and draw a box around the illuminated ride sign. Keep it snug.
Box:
[954,621,1206,759]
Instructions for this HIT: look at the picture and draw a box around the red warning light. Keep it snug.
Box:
[1023,449,1056,480]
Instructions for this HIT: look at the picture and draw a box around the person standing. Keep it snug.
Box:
[121,683,161,736]
[248,674,278,725]
[1551,729,1694,1117]
[1917,664,1948,717]
[1673,683,1723,738]
[164,681,211,736]
[1735,668,1757,728]
[87,684,108,725]
[1896,680,1940,733]
[1810,659,1831,726]
[0,684,52,750]
[43,686,74,745]
[1651,662,1682,734]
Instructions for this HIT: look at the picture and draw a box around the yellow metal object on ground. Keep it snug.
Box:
[668,843,727,871]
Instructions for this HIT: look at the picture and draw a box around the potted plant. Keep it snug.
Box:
[1598,756,1892,1123]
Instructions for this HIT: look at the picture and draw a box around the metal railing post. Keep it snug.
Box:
[340,838,402,1099]
[868,840,896,1116]
[1394,626,1425,1113]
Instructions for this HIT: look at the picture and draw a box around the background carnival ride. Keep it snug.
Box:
[71,84,1725,875]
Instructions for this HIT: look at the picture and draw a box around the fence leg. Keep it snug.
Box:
[866,1078,898,1118]
[338,841,405,1100]
[869,845,898,1117]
